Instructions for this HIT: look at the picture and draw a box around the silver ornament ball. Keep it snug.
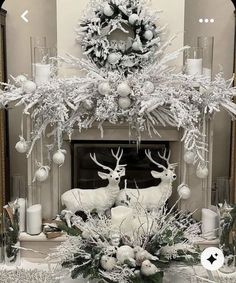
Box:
[15,140,28,153]
[184,151,195,164]
[177,184,191,200]
[103,4,114,17]
[53,150,65,165]
[132,41,142,51]
[143,81,155,94]
[100,255,117,271]
[23,80,37,94]
[144,30,154,41]
[118,97,131,109]
[117,82,131,97]
[35,168,49,182]
[116,245,135,264]
[129,14,139,25]
[196,166,209,179]
[107,52,121,65]
[98,82,111,95]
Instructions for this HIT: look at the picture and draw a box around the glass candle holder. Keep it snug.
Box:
[30,36,46,78]
[184,47,203,76]
[197,36,214,80]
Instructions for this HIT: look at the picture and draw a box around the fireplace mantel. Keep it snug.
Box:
[26,119,213,220]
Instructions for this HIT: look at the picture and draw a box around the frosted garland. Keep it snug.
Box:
[0,0,235,174]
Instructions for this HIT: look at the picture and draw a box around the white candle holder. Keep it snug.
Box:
[30,36,46,79]
[184,47,203,76]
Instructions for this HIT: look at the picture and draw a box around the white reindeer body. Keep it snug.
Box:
[116,149,177,210]
[61,148,126,214]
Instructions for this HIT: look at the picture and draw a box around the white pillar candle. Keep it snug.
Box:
[26,204,42,235]
[34,63,51,85]
[201,208,219,240]
[18,198,26,232]
[186,59,203,76]
[111,206,133,235]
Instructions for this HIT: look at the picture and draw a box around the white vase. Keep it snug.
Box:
[201,208,219,240]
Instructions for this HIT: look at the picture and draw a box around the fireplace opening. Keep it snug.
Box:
[71,141,170,189]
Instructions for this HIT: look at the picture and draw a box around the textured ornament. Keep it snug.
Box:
[15,75,27,87]
[184,151,195,165]
[34,167,49,182]
[143,81,155,94]
[116,245,135,264]
[134,247,158,266]
[177,184,191,200]
[118,97,131,109]
[103,3,114,17]
[129,14,139,25]
[107,53,122,65]
[98,82,111,95]
[15,137,28,153]
[53,149,66,166]
[117,82,131,97]
[100,255,117,271]
[110,231,121,246]
[144,30,154,41]
[83,99,94,110]
[23,80,37,94]
[132,41,142,51]
[141,260,159,276]
[196,166,209,179]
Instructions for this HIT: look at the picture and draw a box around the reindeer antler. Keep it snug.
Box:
[90,153,112,172]
[158,148,170,166]
[111,147,126,169]
[145,149,166,170]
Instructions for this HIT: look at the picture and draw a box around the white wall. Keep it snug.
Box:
[57,0,185,67]
[3,0,57,193]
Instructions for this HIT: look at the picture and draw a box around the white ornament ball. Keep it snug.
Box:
[144,30,154,41]
[107,53,121,65]
[118,97,131,109]
[98,82,111,95]
[184,151,195,165]
[141,260,159,276]
[129,14,139,25]
[23,80,37,94]
[15,75,27,87]
[15,139,28,153]
[132,41,142,51]
[117,82,131,97]
[103,4,114,17]
[100,255,117,271]
[177,184,191,200]
[34,168,49,182]
[196,166,209,179]
[143,81,155,94]
[116,245,135,264]
[53,150,65,165]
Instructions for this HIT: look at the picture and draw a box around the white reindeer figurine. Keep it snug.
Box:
[61,148,126,214]
[116,149,177,210]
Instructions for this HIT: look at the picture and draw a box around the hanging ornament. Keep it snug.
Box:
[177,184,191,200]
[143,81,155,94]
[100,255,117,271]
[116,245,135,264]
[103,3,114,17]
[98,82,111,95]
[117,82,131,97]
[83,100,94,111]
[129,14,139,25]
[15,75,27,87]
[144,30,154,41]
[184,151,195,165]
[196,166,209,179]
[15,136,28,153]
[107,52,122,65]
[118,97,131,109]
[33,165,50,182]
[132,41,142,51]
[53,149,66,166]
[23,80,37,94]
